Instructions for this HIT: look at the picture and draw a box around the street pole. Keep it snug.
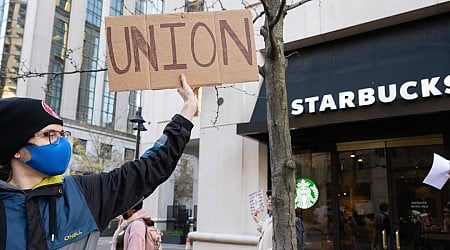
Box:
[135,128,141,160]
[129,107,147,160]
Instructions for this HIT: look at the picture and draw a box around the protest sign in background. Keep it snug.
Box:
[249,190,265,214]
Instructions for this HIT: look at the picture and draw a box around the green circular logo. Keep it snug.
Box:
[295,178,319,209]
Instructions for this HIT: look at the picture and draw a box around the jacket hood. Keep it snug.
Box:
[127,209,150,223]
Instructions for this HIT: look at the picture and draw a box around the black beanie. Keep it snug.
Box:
[0,97,63,163]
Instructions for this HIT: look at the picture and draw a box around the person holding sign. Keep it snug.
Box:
[249,189,265,215]
[252,190,273,250]
[0,74,197,249]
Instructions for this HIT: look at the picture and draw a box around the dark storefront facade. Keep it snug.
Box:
[238,13,450,250]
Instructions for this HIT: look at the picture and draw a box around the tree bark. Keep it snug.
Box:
[261,0,297,249]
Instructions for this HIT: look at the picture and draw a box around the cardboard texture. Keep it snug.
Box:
[105,9,258,91]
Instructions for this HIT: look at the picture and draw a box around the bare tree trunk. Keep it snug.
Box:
[260,0,297,249]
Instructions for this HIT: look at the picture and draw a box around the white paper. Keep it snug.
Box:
[423,153,450,190]
[249,190,265,214]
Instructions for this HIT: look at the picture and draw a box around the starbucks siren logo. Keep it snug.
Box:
[295,178,319,209]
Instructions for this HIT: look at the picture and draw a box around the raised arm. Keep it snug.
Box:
[74,73,199,231]
[177,73,198,121]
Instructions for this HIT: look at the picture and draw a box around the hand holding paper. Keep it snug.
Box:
[249,190,265,215]
[423,153,450,190]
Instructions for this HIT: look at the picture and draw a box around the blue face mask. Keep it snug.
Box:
[24,137,72,176]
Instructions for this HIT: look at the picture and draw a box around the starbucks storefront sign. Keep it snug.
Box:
[295,178,319,209]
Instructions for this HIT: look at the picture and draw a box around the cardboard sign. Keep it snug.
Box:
[105,9,258,91]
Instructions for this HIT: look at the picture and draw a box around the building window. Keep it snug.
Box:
[98,0,121,129]
[52,18,69,61]
[77,30,99,123]
[86,0,102,27]
[17,2,27,26]
[0,1,27,98]
[151,0,163,14]
[135,0,147,14]
[173,156,194,205]
[100,143,112,160]
[46,2,71,113]
[109,0,123,16]
[292,149,334,248]
[45,63,64,113]
[56,0,72,12]
[134,0,162,14]
[73,138,87,155]
[185,0,203,12]
[101,76,116,129]
[124,148,135,161]
[77,0,101,124]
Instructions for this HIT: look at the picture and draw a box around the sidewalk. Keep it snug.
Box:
[160,243,188,250]
[97,236,190,250]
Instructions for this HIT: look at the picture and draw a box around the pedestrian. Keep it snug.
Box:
[252,190,273,250]
[0,73,197,249]
[111,201,162,250]
[295,207,305,250]
[443,207,450,233]
[373,202,389,250]
[341,208,357,250]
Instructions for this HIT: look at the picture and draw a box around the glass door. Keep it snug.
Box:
[387,139,449,250]
[337,141,389,250]
[293,149,334,250]
[336,135,449,250]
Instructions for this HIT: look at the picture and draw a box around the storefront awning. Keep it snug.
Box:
[237,13,450,144]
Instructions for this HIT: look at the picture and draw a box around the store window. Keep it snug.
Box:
[124,148,135,161]
[293,149,334,249]
[185,0,203,12]
[72,138,87,155]
[100,143,112,160]
[337,135,449,249]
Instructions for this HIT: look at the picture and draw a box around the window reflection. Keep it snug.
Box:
[293,149,334,249]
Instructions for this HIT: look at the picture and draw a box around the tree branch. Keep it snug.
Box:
[269,0,286,29]
[253,10,265,23]
[260,0,270,19]
[253,0,313,24]
[211,86,221,125]
[215,0,226,10]
[10,68,107,80]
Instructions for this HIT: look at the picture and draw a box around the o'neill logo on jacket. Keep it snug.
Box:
[291,74,450,115]
[64,230,83,241]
